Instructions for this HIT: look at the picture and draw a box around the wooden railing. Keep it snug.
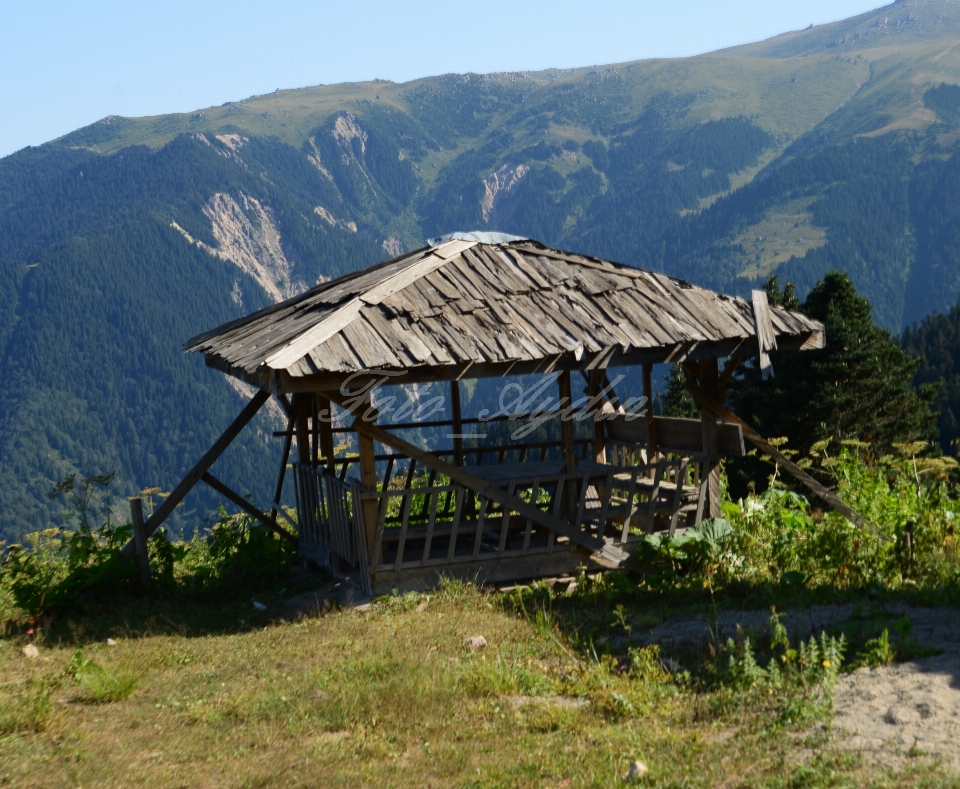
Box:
[293,463,371,591]
[294,432,709,591]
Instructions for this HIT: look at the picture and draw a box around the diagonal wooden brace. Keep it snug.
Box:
[201,472,298,546]
[120,390,271,561]
[681,365,890,541]
[349,417,627,565]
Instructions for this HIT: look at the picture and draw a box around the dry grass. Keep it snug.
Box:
[0,582,957,788]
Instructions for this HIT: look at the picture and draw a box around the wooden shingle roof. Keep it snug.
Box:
[185,236,824,392]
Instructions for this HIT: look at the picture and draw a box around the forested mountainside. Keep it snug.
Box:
[3,0,960,539]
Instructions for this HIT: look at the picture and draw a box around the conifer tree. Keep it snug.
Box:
[658,364,698,418]
[730,272,937,471]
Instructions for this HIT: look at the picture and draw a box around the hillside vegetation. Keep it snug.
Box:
[4,442,960,786]
[4,0,960,537]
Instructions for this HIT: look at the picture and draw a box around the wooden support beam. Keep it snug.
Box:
[752,290,777,381]
[588,370,606,465]
[265,331,824,397]
[275,393,293,419]
[558,370,578,517]
[120,390,270,561]
[270,408,296,522]
[681,369,889,540]
[317,394,336,473]
[557,370,577,474]
[294,393,311,465]
[718,355,744,406]
[719,355,744,387]
[642,363,658,462]
[450,379,464,467]
[310,394,320,464]
[697,359,722,518]
[201,471,298,545]
[356,398,381,559]
[129,498,151,585]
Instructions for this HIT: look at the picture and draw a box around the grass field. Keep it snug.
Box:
[3,574,959,789]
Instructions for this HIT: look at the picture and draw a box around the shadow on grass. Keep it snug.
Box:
[499,568,960,680]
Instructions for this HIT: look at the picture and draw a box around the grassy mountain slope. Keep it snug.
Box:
[3,0,960,538]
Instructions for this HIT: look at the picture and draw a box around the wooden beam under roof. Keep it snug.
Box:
[204,330,824,397]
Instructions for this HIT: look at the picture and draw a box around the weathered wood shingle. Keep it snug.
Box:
[185,237,825,388]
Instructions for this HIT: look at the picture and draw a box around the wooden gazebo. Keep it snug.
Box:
[122,232,849,594]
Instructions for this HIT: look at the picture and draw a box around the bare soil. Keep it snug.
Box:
[631,603,960,770]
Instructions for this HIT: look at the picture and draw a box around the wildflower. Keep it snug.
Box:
[822,660,830,668]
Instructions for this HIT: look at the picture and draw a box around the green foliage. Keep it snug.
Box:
[0,133,384,541]
[903,298,960,453]
[711,613,845,724]
[730,272,937,495]
[724,441,960,590]
[0,473,299,630]
[69,649,138,703]
[0,676,54,734]
[658,363,698,418]
[637,518,733,570]
[860,628,894,668]
[924,82,960,126]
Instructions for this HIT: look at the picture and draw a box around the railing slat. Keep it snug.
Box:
[420,488,440,565]
[394,488,414,571]
[472,497,490,560]
[447,486,465,562]
[498,480,516,554]
[521,478,540,556]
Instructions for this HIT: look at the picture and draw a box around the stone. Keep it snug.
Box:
[22,644,39,659]
[623,761,648,782]
[463,635,488,651]
[106,638,118,646]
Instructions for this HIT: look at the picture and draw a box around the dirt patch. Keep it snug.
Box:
[832,606,960,770]
[631,604,960,770]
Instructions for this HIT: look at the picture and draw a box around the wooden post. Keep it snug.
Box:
[557,370,577,473]
[271,405,296,522]
[317,394,335,473]
[558,370,579,517]
[310,394,320,464]
[699,359,722,518]
[681,368,886,540]
[642,364,658,462]
[357,397,381,558]
[588,370,606,464]
[294,394,311,465]
[129,498,151,585]
[450,380,464,467]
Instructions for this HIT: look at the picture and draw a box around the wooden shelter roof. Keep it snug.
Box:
[185,236,824,393]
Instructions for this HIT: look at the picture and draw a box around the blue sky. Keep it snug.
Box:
[0,0,885,158]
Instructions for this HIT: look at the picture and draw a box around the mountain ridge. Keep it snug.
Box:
[2,0,960,539]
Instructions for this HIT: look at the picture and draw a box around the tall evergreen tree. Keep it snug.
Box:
[902,302,960,453]
[728,272,937,493]
[658,364,698,418]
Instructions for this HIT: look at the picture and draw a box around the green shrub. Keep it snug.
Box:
[706,612,846,724]
[721,440,960,590]
[0,470,298,629]
[69,650,138,703]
